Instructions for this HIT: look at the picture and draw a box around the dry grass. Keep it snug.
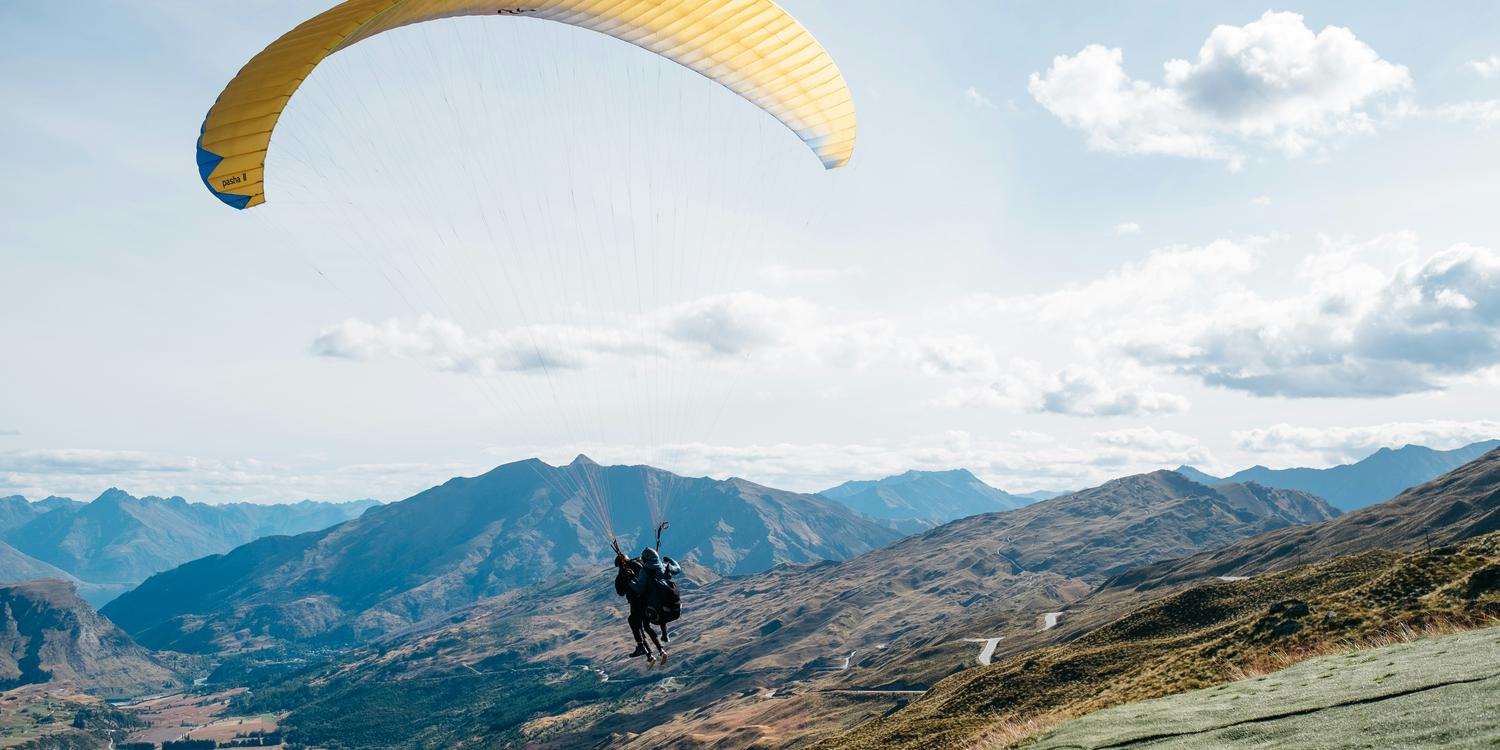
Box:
[1223,615,1500,681]
[965,713,1068,750]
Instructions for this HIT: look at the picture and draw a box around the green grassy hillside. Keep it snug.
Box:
[1029,623,1500,749]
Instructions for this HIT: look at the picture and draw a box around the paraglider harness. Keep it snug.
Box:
[612,521,681,625]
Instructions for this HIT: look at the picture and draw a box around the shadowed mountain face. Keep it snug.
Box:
[0,490,376,606]
[0,579,180,696]
[1177,439,1500,511]
[819,469,1033,530]
[251,471,1338,749]
[102,458,900,652]
[1110,447,1500,593]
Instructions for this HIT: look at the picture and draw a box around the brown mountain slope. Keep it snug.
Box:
[1105,446,1500,594]
[253,472,1337,749]
[815,530,1500,750]
[0,579,180,697]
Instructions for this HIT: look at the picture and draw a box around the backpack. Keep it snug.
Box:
[642,571,681,624]
[614,560,641,598]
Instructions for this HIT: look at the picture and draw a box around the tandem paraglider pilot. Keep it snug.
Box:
[613,535,681,664]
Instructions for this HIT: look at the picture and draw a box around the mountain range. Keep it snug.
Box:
[819,468,1034,530]
[0,490,377,606]
[227,470,1338,749]
[1112,444,1500,593]
[102,457,901,652]
[1177,439,1499,511]
[11,445,1498,748]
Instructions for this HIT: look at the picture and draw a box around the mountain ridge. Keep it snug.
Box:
[819,468,1033,529]
[0,490,377,606]
[1111,446,1500,593]
[102,458,901,652]
[1177,439,1500,511]
[249,470,1340,749]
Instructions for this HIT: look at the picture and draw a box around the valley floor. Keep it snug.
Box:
[1027,624,1500,749]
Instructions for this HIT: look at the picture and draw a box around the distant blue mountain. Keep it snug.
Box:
[1015,489,1068,502]
[819,469,1034,529]
[1176,439,1500,512]
[0,490,378,606]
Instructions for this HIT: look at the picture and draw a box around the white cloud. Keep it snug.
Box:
[964,85,996,109]
[313,293,909,380]
[907,335,1002,378]
[662,293,820,355]
[0,448,476,504]
[0,449,198,477]
[1469,55,1500,78]
[312,315,652,374]
[1038,366,1190,416]
[997,237,1262,325]
[1122,241,1500,397]
[937,361,1189,417]
[1115,221,1143,235]
[1251,195,1272,206]
[1029,11,1411,166]
[1435,99,1500,128]
[1233,420,1500,465]
[957,234,1500,399]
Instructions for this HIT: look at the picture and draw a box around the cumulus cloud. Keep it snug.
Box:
[1038,367,1190,416]
[314,293,903,376]
[957,234,1500,399]
[1029,11,1410,166]
[937,361,1189,417]
[907,335,1002,378]
[1115,222,1142,235]
[311,315,648,373]
[313,291,1192,419]
[663,293,818,355]
[1232,420,1500,465]
[1469,55,1500,78]
[1123,241,1500,397]
[1000,237,1261,324]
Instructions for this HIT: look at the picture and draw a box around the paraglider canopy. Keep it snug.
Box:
[197,0,858,210]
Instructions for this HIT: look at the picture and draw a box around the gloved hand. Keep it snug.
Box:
[615,552,627,568]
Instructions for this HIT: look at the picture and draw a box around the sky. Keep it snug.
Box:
[3,1,1500,503]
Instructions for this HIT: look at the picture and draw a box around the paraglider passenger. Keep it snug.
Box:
[637,547,682,642]
[614,546,682,661]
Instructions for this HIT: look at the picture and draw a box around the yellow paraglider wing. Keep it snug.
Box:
[196,0,858,209]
